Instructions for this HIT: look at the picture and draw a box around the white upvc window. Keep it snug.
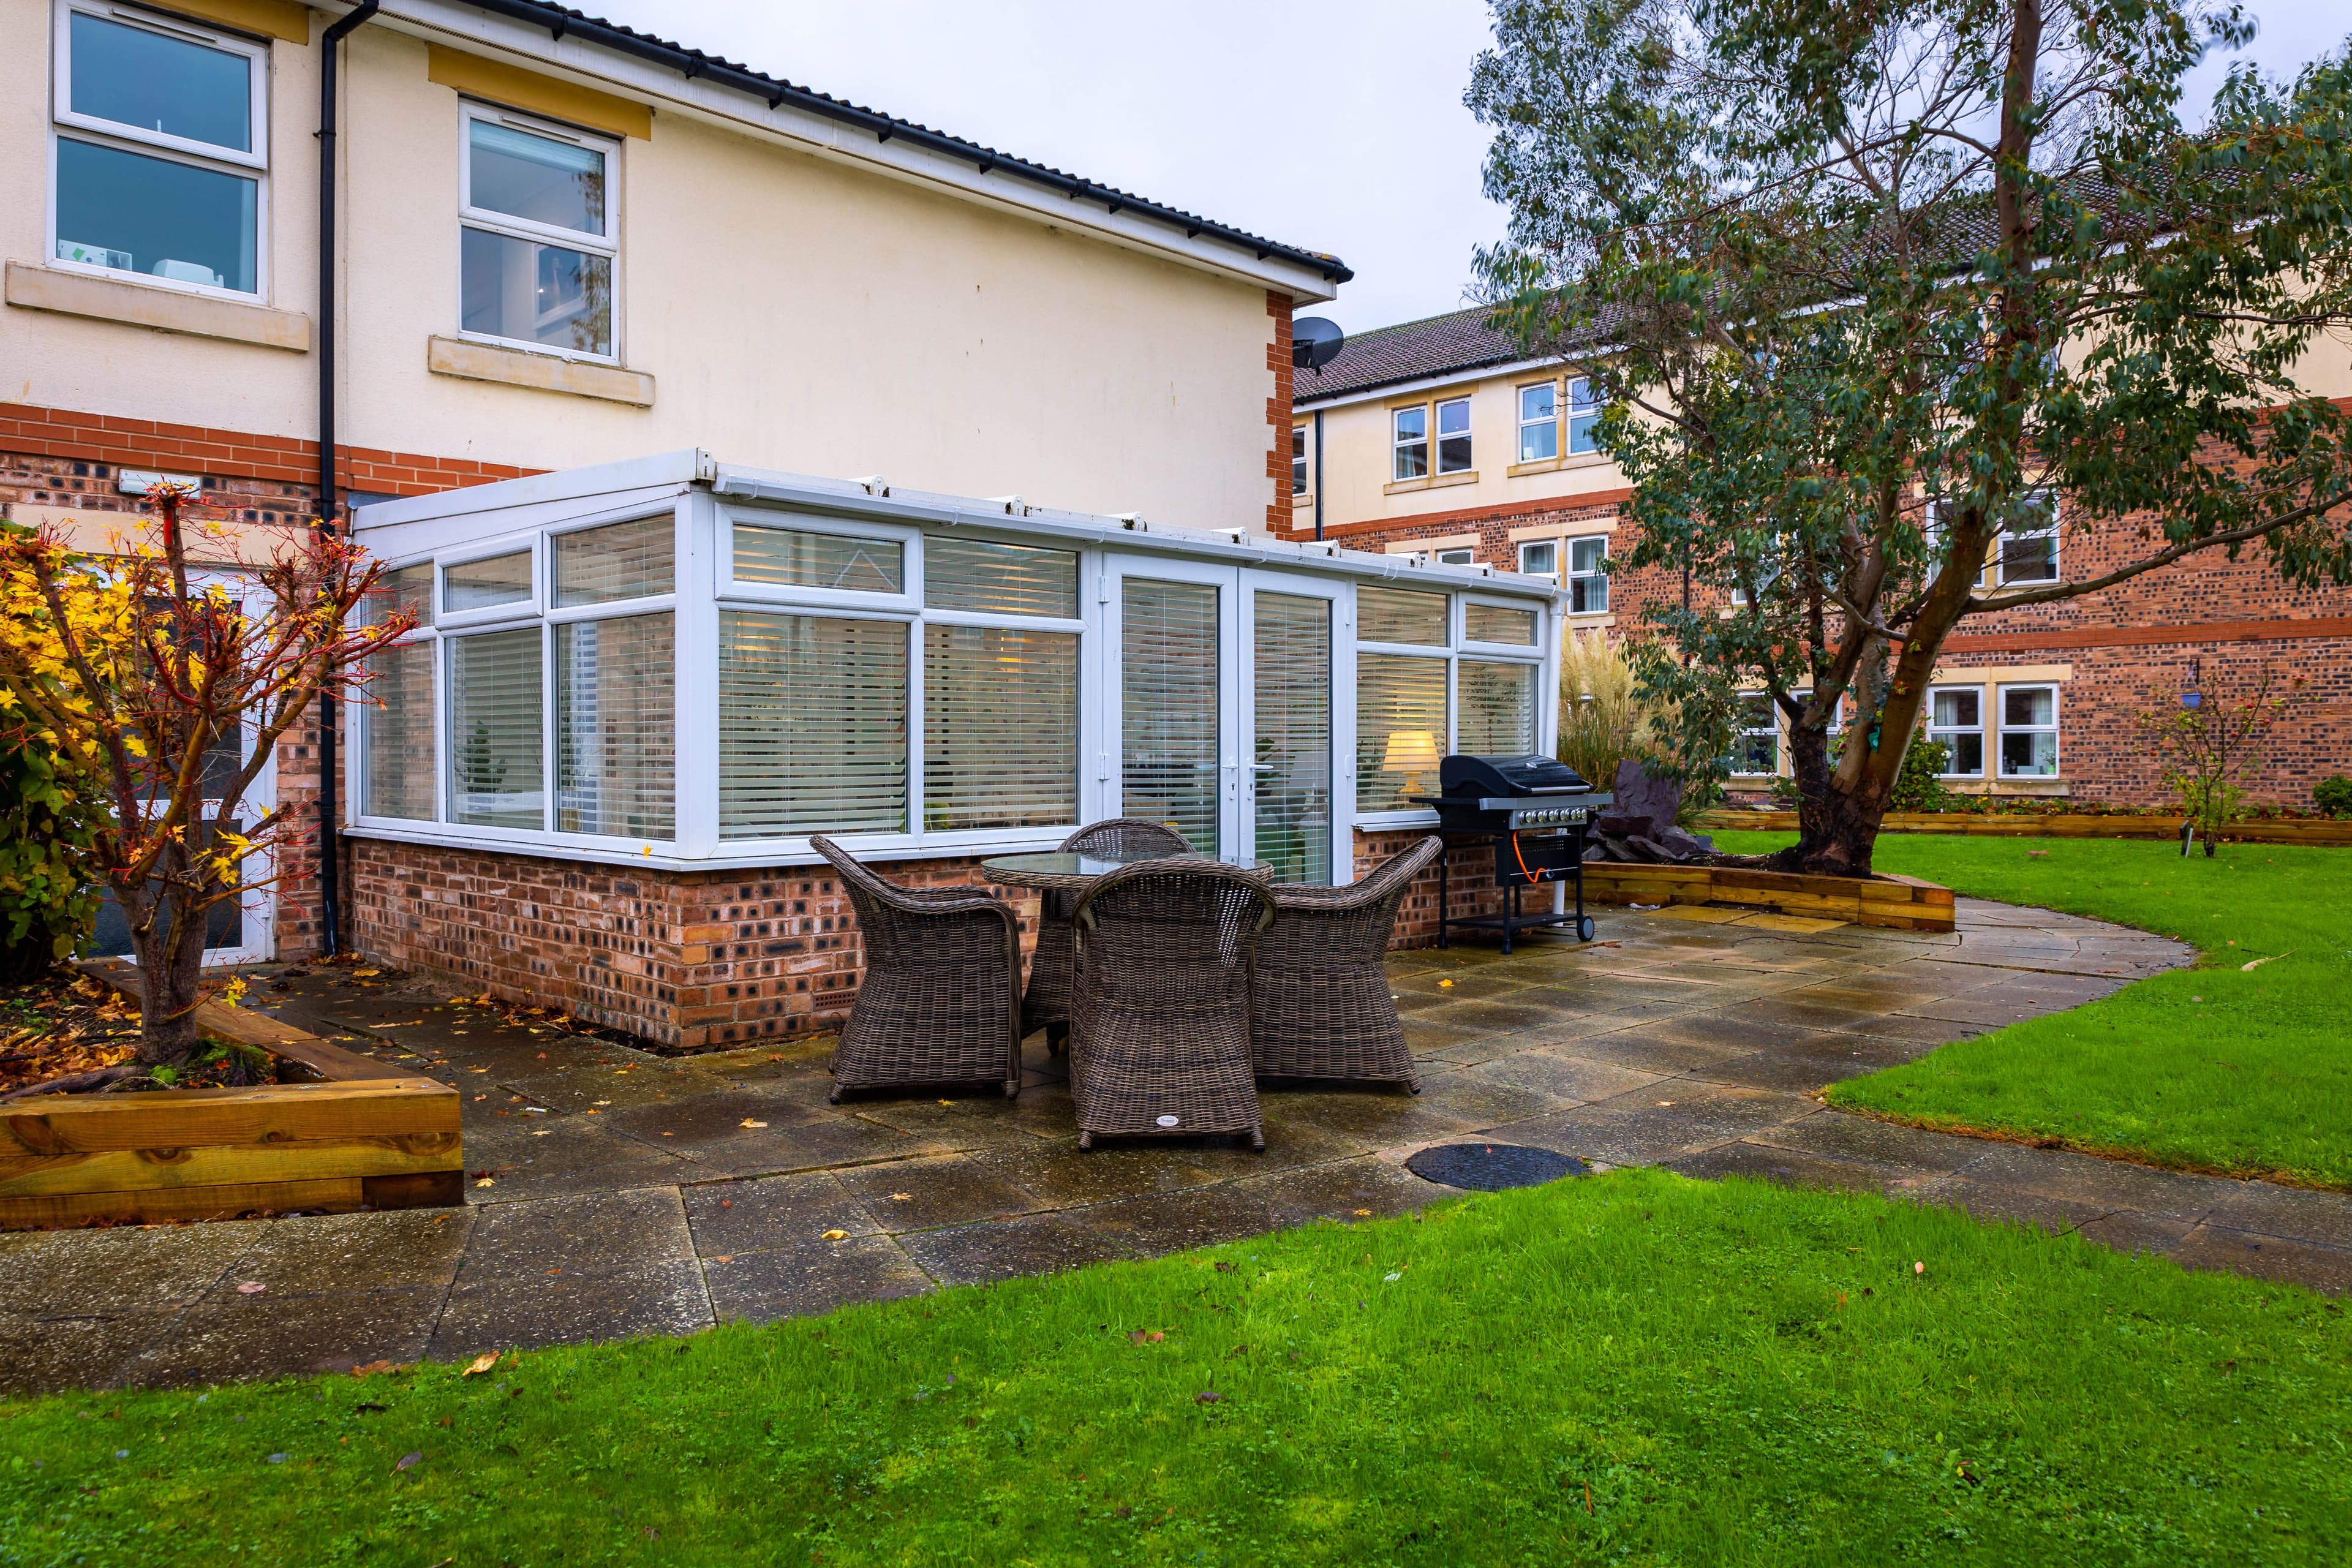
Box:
[50,1,270,298]
[1928,685,1985,777]
[1435,396,1473,474]
[1566,377,1603,454]
[1517,381,1558,462]
[1566,535,1608,614]
[1517,539,1558,582]
[1431,546,1475,567]
[1354,584,1545,813]
[1998,493,2060,585]
[1291,424,1309,496]
[1731,693,1779,776]
[1997,683,2060,777]
[458,102,620,361]
[1392,405,1429,480]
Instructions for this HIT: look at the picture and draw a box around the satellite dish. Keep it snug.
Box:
[1292,316,1345,371]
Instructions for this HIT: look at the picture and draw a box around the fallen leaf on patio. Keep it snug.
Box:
[720,1199,733,1208]
[739,1118,768,1129]
[235,1281,266,1295]
[712,1254,733,1263]
[530,1129,551,1137]
[1657,1100,1675,1107]
[1438,979,1454,988]
[468,1066,488,1073]
[937,1098,954,1105]
[462,1352,500,1376]
[821,1229,849,1240]
[1194,1391,1223,1404]
[352,969,381,978]
[474,1177,494,1188]
[889,1193,911,1202]
[594,1099,611,1106]
[1352,1209,1371,1216]
[394,1451,422,1472]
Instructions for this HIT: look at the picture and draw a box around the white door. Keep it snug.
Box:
[1101,555,1238,859]
[1240,571,1350,884]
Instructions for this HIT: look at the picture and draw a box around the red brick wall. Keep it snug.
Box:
[1265,293,1297,538]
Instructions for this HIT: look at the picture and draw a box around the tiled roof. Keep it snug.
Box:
[461,2,1350,284]
[1291,304,1532,403]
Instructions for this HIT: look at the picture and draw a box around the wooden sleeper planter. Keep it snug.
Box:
[1579,863,1956,932]
[0,962,462,1231]
[1698,810,2352,846]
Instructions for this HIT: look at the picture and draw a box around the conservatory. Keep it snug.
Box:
[343,451,1566,1046]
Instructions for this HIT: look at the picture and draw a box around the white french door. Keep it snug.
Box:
[1099,556,1352,884]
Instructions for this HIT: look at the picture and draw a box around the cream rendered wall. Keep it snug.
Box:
[0,0,324,421]
[4,9,1285,534]
[1301,368,1630,531]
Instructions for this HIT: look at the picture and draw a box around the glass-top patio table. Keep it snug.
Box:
[981,850,1271,895]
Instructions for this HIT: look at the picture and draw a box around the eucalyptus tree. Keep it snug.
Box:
[1469,0,2352,873]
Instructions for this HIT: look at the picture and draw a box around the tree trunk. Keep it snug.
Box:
[124,880,205,1067]
[1769,715,1896,878]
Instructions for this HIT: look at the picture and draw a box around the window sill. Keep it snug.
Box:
[5,261,310,352]
[427,335,655,406]
[1946,777,2072,797]
[1384,470,1479,497]
[1505,451,1611,478]
[1566,611,1616,628]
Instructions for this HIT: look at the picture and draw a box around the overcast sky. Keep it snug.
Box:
[593,0,2352,336]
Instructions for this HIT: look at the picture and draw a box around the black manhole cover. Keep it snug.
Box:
[1404,1143,1590,1191]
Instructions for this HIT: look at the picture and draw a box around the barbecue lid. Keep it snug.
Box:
[1439,753,1593,797]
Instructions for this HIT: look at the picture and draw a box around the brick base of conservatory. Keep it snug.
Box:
[348,829,1520,1049]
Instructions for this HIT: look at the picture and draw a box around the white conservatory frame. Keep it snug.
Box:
[346,450,1566,884]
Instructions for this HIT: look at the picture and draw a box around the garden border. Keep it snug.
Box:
[1579,864,1956,932]
[1697,812,2352,846]
[0,961,462,1231]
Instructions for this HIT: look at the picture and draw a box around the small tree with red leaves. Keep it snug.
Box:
[0,484,411,1085]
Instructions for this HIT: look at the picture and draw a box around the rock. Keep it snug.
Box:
[1613,760,1685,826]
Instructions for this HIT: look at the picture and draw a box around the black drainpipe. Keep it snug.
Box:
[1312,409,1324,540]
[314,0,377,959]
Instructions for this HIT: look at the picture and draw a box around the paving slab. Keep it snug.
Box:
[15,894,2350,1396]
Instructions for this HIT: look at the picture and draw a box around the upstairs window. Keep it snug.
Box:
[459,104,618,360]
[1566,377,1603,454]
[1291,424,1309,495]
[1517,382,1558,462]
[1999,494,2060,585]
[1435,397,1472,474]
[51,2,269,296]
[1392,405,1428,480]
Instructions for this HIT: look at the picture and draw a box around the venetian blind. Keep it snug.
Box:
[924,537,1077,617]
[1355,652,1447,811]
[448,627,543,829]
[445,550,532,612]
[1464,602,1537,646]
[363,639,434,821]
[1120,578,1220,856]
[733,523,903,594]
[556,613,675,838]
[1251,592,1333,884]
[555,515,674,606]
[356,562,433,629]
[924,624,1078,831]
[1358,584,1447,646]
[718,610,907,837]
[1458,660,1537,755]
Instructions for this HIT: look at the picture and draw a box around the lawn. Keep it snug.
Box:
[3,1168,2348,1566]
[1715,831,2352,1188]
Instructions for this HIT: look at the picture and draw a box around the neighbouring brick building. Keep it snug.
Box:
[1286,304,2352,807]
[4,0,1353,1025]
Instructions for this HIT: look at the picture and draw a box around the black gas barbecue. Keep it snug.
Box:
[1411,754,1612,952]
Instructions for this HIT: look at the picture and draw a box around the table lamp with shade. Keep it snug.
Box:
[1381,728,1442,800]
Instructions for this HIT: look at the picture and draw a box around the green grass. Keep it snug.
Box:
[1714,831,2352,1188]
[4,1169,2348,1566]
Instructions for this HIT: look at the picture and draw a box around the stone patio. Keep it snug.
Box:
[7,897,2350,1396]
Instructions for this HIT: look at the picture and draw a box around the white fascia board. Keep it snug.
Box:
[351,449,710,530]
[375,2,1338,303]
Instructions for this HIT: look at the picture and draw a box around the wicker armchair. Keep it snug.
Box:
[1250,835,1443,1093]
[1066,858,1275,1151]
[811,836,1023,1102]
[1021,818,1193,1051]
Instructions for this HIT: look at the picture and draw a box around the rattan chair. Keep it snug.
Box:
[1250,835,1443,1093]
[1021,818,1193,1052]
[811,835,1023,1102]
[1066,858,1275,1151]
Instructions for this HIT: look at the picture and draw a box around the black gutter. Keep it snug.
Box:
[314,0,379,959]
[443,0,1351,285]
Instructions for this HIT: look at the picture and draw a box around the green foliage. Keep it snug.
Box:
[5,1168,2350,1564]
[1467,0,2352,867]
[1718,831,2352,1188]
[2317,775,2352,818]
[1888,733,1953,813]
[0,701,97,986]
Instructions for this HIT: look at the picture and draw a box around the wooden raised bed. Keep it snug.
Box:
[0,962,462,1231]
[1698,810,2352,846]
[1581,863,1956,932]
